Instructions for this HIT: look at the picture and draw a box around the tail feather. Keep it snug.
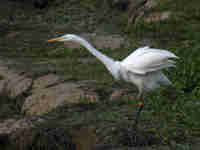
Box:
[144,71,171,92]
[158,72,172,85]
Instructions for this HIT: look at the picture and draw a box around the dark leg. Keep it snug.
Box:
[128,92,145,145]
[128,102,144,146]
[134,102,144,128]
[134,90,144,128]
[131,102,144,145]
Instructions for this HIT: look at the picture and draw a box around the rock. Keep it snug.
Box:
[0,117,45,150]
[23,82,99,115]
[32,73,62,92]
[7,77,32,99]
[0,117,44,139]
[0,65,32,99]
[64,33,128,50]
[23,83,83,115]
[84,91,99,103]
[0,119,18,135]
[128,0,159,24]
[129,1,171,24]
[110,88,136,101]
[144,11,172,23]
[145,0,158,9]
[128,0,150,24]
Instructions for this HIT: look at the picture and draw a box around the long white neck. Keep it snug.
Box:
[72,36,120,80]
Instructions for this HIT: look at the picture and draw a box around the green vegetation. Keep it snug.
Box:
[0,0,200,149]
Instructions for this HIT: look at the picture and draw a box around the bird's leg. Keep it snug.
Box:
[134,102,144,129]
[129,93,144,145]
[134,89,144,129]
[129,94,144,145]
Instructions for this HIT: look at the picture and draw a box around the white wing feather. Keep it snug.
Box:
[121,47,179,74]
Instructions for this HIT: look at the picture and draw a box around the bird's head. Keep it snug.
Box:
[47,34,79,42]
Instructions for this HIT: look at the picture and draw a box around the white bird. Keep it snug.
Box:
[48,34,178,99]
[48,34,178,127]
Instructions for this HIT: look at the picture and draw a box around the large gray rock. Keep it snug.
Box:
[0,117,46,150]
[23,82,99,115]
[128,0,159,24]
[0,117,44,135]
[6,76,32,99]
[0,65,32,99]
[32,73,62,93]
[145,0,158,9]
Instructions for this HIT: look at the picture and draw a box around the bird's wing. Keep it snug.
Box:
[121,47,179,74]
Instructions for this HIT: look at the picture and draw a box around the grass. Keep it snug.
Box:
[0,0,200,149]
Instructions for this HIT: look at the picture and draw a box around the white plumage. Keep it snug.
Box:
[121,46,177,74]
[120,46,178,97]
[48,34,179,98]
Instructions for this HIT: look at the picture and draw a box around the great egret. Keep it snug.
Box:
[48,34,178,127]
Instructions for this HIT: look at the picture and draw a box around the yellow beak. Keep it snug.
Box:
[47,37,64,42]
